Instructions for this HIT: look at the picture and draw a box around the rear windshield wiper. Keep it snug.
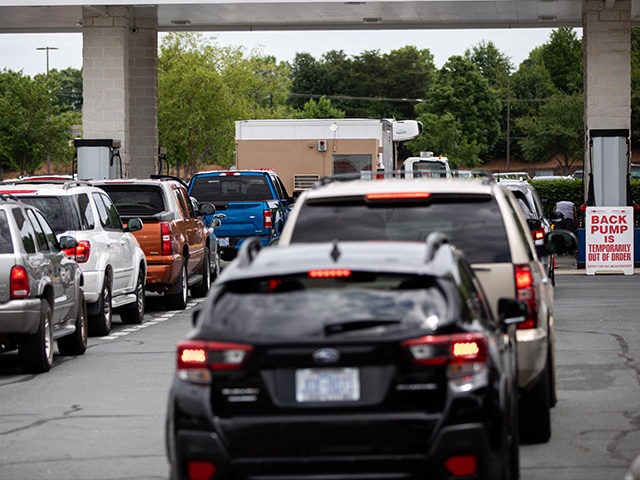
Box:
[323,319,401,336]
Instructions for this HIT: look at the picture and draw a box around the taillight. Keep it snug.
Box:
[176,340,252,383]
[402,333,488,378]
[533,227,545,241]
[445,455,478,477]
[63,240,91,263]
[161,222,172,255]
[188,461,217,480]
[263,209,273,229]
[515,264,538,329]
[10,265,30,299]
[366,192,431,201]
[308,269,351,278]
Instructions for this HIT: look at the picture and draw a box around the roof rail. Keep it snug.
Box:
[149,174,189,189]
[62,180,93,189]
[235,237,263,268]
[0,193,20,202]
[424,232,450,263]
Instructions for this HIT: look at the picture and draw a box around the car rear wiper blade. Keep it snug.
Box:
[323,319,401,336]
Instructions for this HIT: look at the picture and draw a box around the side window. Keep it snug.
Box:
[276,176,290,200]
[174,187,190,218]
[100,194,123,230]
[182,189,196,217]
[505,193,535,261]
[76,194,96,230]
[33,210,60,252]
[92,192,114,229]
[13,208,36,254]
[459,260,494,326]
[26,209,49,252]
[271,176,284,200]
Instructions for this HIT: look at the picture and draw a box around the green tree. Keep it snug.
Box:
[158,33,291,175]
[41,67,83,112]
[423,56,502,160]
[0,70,74,176]
[292,97,345,119]
[541,27,583,95]
[516,93,584,174]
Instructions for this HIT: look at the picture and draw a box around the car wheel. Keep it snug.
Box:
[190,247,211,298]
[89,275,112,336]
[506,384,520,479]
[519,359,551,444]
[120,268,145,325]
[58,290,88,356]
[19,299,54,373]
[165,259,188,310]
[211,245,221,280]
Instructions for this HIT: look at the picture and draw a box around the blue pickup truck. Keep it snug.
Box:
[188,170,294,261]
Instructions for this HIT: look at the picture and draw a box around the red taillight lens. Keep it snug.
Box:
[161,222,172,255]
[365,192,431,201]
[533,227,545,241]
[402,333,488,371]
[515,264,537,329]
[10,265,30,299]
[445,455,477,477]
[308,269,351,278]
[177,340,252,382]
[263,209,273,228]
[63,240,91,263]
[187,461,217,480]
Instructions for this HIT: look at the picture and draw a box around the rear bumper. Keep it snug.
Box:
[219,236,273,261]
[516,327,548,390]
[145,254,182,292]
[81,270,101,304]
[0,298,42,335]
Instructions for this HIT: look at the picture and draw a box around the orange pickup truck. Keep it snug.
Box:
[94,176,215,310]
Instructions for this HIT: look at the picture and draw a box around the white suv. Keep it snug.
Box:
[0,179,147,336]
[277,177,576,444]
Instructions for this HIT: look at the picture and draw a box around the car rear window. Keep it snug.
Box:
[0,210,13,253]
[290,195,511,263]
[98,185,166,216]
[203,272,451,339]
[190,175,272,203]
[16,196,74,234]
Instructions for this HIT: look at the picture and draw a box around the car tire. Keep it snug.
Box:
[89,275,112,336]
[506,384,520,480]
[58,290,88,356]
[190,247,211,298]
[519,359,552,444]
[120,268,145,325]
[19,299,54,373]
[165,259,188,310]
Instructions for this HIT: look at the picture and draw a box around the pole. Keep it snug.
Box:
[506,70,511,173]
[36,47,58,174]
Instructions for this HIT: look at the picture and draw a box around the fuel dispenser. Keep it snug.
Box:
[73,139,122,180]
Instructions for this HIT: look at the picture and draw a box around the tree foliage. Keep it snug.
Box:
[541,27,583,95]
[292,97,345,119]
[0,69,74,176]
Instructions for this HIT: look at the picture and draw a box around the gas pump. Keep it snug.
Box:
[73,139,122,180]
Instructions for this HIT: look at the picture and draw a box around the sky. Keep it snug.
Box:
[0,28,568,76]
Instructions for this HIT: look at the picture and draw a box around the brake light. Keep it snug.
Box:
[188,461,217,480]
[263,209,273,229]
[515,264,538,329]
[177,340,252,383]
[445,455,477,477]
[402,333,488,377]
[10,265,30,299]
[308,269,351,278]
[63,240,91,263]
[533,227,545,241]
[365,192,431,201]
[0,189,38,194]
[161,222,172,255]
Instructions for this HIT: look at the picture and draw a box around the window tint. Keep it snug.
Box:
[75,194,96,230]
[98,185,165,216]
[290,196,511,263]
[174,188,190,218]
[505,194,535,261]
[203,273,449,339]
[32,210,60,251]
[0,210,13,253]
[100,194,123,230]
[92,192,113,229]
[26,209,49,251]
[189,175,271,203]
[16,196,69,234]
[13,208,36,253]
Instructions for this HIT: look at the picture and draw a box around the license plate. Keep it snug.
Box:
[218,237,229,247]
[295,367,360,402]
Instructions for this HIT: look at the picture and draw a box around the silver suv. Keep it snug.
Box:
[0,197,87,373]
[278,177,576,443]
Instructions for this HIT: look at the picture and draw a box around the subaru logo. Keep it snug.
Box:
[312,348,340,365]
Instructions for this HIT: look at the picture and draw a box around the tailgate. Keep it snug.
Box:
[214,202,269,237]
[129,221,163,257]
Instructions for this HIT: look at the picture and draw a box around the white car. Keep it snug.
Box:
[0,179,147,336]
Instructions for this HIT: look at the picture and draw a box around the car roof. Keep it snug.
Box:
[0,181,99,195]
[222,240,461,281]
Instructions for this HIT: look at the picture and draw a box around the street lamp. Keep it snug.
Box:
[36,46,58,75]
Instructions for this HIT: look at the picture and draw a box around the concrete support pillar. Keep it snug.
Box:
[81,6,157,179]
[583,0,631,202]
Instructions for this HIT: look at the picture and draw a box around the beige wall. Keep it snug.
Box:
[236,138,380,193]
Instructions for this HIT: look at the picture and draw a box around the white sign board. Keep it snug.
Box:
[586,206,634,275]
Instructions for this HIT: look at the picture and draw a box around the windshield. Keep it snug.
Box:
[204,273,452,339]
[289,196,511,263]
[190,175,272,203]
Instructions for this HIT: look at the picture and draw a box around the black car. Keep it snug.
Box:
[166,236,526,480]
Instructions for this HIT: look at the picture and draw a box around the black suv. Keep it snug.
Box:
[166,235,526,480]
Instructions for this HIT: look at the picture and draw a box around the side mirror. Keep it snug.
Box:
[213,218,222,228]
[192,307,201,327]
[543,229,577,255]
[526,218,542,231]
[550,211,565,223]
[59,235,78,250]
[498,298,527,330]
[125,217,143,232]
[198,202,215,216]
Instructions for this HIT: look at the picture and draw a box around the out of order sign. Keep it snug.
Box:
[585,206,634,275]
